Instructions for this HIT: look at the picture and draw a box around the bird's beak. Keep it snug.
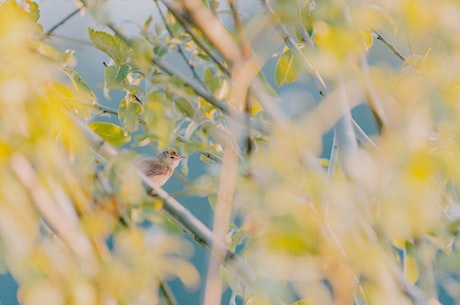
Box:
[180,154,188,159]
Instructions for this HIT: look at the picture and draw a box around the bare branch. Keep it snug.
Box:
[45,7,82,37]
[373,30,406,62]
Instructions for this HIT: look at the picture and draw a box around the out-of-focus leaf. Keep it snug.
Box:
[404,254,419,284]
[104,64,129,90]
[174,97,196,118]
[362,31,374,50]
[132,37,153,73]
[88,28,131,65]
[63,67,96,103]
[144,99,174,148]
[118,97,143,132]
[274,47,302,86]
[141,15,153,34]
[203,68,230,100]
[25,0,40,22]
[88,122,131,146]
[290,298,316,305]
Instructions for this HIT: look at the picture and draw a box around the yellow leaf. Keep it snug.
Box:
[404,254,419,284]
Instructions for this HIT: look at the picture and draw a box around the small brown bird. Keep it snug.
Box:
[138,148,187,188]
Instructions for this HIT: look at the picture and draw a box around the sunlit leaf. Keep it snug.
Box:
[118,97,143,132]
[274,47,302,86]
[362,31,374,50]
[88,122,131,146]
[104,64,129,90]
[174,97,196,118]
[63,67,96,103]
[404,254,419,284]
[290,298,316,305]
[25,0,39,23]
[132,37,153,73]
[88,27,131,65]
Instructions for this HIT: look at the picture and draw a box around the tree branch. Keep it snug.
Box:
[373,30,406,62]
[45,7,82,37]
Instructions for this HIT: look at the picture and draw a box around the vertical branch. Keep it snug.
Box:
[175,1,254,305]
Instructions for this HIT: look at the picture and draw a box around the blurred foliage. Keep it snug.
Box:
[2,0,460,305]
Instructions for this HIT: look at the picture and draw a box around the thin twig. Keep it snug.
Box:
[201,151,223,163]
[154,0,209,92]
[351,117,382,153]
[160,281,179,305]
[46,7,81,37]
[373,30,406,62]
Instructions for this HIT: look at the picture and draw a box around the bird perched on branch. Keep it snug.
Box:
[138,148,187,190]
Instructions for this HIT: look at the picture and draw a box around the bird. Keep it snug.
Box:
[137,148,187,190]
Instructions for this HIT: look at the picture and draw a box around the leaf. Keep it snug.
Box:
[118,97,143,132]
[203,67,221,94]
[174,97,196,118]
[132,38,153,73]
[63,67,96,103]
[88,28,131,65]
[25,0,40,22]
[104,64,129,89]
[362,31,374,50]
[144,101,174,148]
[404,254,419,284]
[274,48,302,86]
[290,298,317,305]
[88,122,131,146]
[141,15,153,34]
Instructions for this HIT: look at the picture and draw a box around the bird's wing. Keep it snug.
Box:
[138,159,169,177]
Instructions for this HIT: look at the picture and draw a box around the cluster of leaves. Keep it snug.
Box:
[0,2,198,305]
[3,0,460,305]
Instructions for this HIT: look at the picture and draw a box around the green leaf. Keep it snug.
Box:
[88,28,131,65]
[174,97,196,118]
[88,122,131,146]
[203,68,221,94]
[132,38,153,73]
[141,15,153,34]
[104,64,129,89]
[63,67,96,103]
[274,48,302,86]
[144,100,174,148]
[118,97,143,132]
